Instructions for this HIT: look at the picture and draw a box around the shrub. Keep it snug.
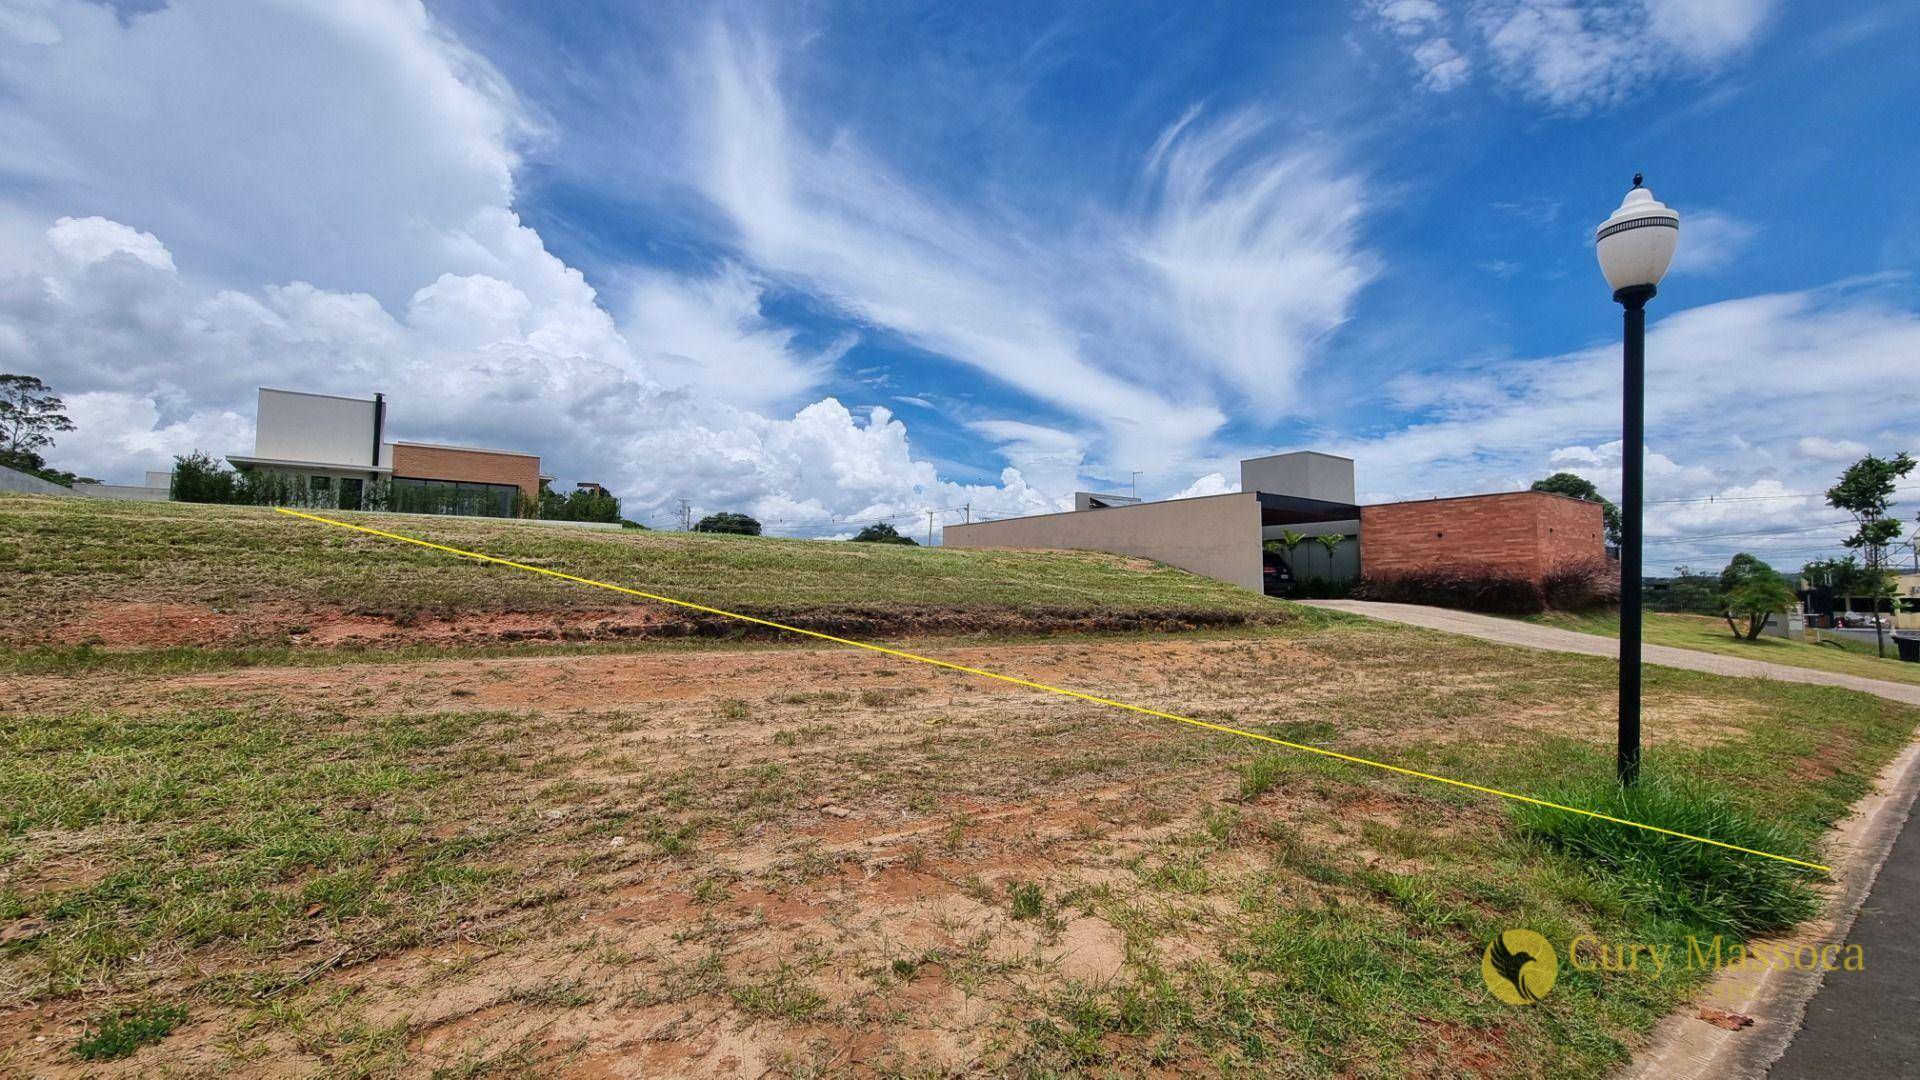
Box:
[1295,575,1354,599]
[1514,774,1819,937]
[539,487,623,523]
[1354,559,1617,614]
[1354,564,1549,614]
[169,450,238,503]
[1542,558,1621,611]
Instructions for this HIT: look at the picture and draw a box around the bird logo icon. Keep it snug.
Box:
[1482,929,1558,1005]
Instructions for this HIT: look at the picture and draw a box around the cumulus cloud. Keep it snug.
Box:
[46,216,175,271]
[1321,284,1920,569]
[1170,472,1238,500]
[0,0,1055,535]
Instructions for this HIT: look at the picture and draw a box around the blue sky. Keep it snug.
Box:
[1,0,1915,569]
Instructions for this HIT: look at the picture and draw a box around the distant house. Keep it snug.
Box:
[227,388,552,516]
[945,451,1606,596]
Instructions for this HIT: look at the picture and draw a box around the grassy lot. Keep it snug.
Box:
[0,495,1283,649]
[4,622,1915,1075]
[1531,609,1920,687]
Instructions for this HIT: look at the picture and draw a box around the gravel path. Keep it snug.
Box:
[1299,600,1920,708]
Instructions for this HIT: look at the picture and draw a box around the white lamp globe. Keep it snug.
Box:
[1595,175,1680,293]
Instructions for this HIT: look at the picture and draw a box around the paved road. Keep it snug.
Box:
[1298,600,1920,707]
[1768,796,1920,1077]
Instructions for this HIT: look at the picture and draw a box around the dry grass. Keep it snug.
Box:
[4,625,1913,1077]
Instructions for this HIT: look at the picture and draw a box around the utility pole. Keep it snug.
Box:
[926,508,936,546]
[677,498,692,531]
[964,501,971,524]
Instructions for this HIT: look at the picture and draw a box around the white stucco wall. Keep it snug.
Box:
[254,388,384,468]
[944,492,1265,591]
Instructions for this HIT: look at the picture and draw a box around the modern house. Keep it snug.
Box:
[943,451,1606,595]
[227,388,551,516]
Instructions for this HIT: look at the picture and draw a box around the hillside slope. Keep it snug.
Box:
[0,495,1292,649]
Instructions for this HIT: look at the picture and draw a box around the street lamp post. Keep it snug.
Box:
[1595,174,1679,787]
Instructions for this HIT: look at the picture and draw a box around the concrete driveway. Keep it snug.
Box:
[1298,599,1920,708]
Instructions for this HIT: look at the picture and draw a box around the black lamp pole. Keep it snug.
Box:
[1614,282,1655,786]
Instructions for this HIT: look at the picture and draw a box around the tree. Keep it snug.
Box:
[0,374,74,457]
[1827,451,1915,656]
[1314,533,1346,575]
[0,373,92,485]
[1531,471,1623,547]
[1717,553,1795,641]
[851,522,917,545]
[1263,529,1307,572]
[694,511,761,536]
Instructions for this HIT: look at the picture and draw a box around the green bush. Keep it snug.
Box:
[1295,575,1353,599]
[539,487,623,523]
[851,522,917,545]
[695,511,761,535]
[1514,774,1819,937]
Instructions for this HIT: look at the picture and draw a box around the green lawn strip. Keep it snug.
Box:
[0,494,1291,635]
[1529,609,1920,687]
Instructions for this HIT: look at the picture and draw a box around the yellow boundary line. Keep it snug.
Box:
[274,507,1832,874]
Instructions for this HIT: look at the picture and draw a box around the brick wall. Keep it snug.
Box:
[390,443,541,498]
[1359,491,1605,582]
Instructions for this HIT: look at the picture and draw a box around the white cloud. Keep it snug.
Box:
[46,216,175,271]
[1411,37,1472,91]
[965,419,1087,502]
[1321,285,1919,569]
[1668,209,1756,274]
[1474,0,1773,111]
[1366,0,1775,111]
[689,23,1374,467]
[1171,472,1238,500]
[0,0,1055,534]
[621,265,845,412]
[1369,0,1446,37]
[1797,436,1868,462]
[1136,109,1375,411]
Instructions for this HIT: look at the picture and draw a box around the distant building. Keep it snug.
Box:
[944,451,1605,595]
[227,388,552,516]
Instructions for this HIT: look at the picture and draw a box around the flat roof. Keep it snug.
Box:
[228,454,392,473]
[259,386,379,405]
[1242,450,1355,463]
[390,439,540,460]
[1365,489,1599,509]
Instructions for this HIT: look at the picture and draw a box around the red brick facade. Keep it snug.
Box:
[1359,491,1605,581]
[389,442,542,499]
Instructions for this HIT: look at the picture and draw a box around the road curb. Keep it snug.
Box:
[1619,735,1920,1080]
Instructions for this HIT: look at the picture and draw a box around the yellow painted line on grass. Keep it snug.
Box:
[274,507,1833,874]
